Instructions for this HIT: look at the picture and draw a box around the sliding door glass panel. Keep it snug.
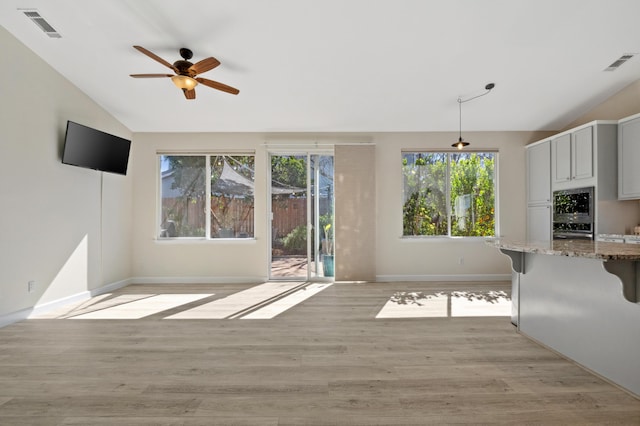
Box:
[312,155,334,279]
[270,155,308,279]
[270,153,334,280]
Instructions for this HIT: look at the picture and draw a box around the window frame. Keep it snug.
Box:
[157,152,256,240]
[401,149,499,239]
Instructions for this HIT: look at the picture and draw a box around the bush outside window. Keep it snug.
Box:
[402,151,497,237]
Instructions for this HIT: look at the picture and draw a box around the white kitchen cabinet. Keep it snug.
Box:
[573,126,594,181]
[552,134,571,184]
[526,141,551,205]
[526,140,551,242]
[527,205,551,241]
[618,115,640,199]
[531,121,625,237]
[552,126,593,187]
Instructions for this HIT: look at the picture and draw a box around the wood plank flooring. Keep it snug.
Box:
[0,281,638,425]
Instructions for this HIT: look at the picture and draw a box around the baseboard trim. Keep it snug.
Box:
[376,274,511,282]
[131,276,267,285]
[0,278,134,328]
[0,307,35,329]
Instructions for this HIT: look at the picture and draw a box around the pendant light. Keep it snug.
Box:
[452,83,496,149]
[453,97,469,150]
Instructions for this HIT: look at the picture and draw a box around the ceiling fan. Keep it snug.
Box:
[130,45,239,100]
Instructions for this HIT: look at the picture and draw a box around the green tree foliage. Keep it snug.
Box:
[282,225,307,254]
[402,152,495,237]
[402,153,448,236]
[167,155,206,197]
[271,155,306,193]
[450,154,495,236]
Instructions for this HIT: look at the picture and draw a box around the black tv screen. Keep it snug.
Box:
[62,121,131,175]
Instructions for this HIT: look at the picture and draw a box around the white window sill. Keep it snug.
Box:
[155,238,258,244]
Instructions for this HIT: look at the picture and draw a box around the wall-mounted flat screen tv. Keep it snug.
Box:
[62,121,131,175]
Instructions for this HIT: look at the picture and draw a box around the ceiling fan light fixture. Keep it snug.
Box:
[171,75,198,90]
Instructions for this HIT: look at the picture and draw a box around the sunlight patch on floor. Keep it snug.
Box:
[451,291,511,317]
[242,283,333,319]
[71,294,213,319]
[376,292,449,318]
[376,290,510,318]
[165,282,305,319]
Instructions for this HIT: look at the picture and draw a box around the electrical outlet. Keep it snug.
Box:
[28,280,36,293]
[458,257,464,265]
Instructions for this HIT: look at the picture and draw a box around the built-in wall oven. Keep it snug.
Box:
[553,186,594,240]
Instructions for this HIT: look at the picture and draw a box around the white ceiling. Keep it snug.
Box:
[2,0,640,133]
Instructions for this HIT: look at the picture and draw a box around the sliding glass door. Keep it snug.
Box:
[269,152,334,281]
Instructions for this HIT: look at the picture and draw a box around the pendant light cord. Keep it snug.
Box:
[453,83,495,148]
[458,85,494,105]
[458,97,463,140]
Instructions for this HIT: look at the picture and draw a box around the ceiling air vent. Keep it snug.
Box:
[604,54,635,71]
[22,10,61,38]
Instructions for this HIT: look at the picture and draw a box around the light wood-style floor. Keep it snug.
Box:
[1,281,639,425]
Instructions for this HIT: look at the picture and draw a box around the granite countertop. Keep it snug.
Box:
[487,238,640,261]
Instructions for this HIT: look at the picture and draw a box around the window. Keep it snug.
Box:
[402,151,497,237]
[159,154,255,239]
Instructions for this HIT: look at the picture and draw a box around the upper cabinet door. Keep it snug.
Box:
[552,126,595,190]
[552,134,571,184]
[526,141,551,205]
[572,126,594,181]
[619,116,640,199]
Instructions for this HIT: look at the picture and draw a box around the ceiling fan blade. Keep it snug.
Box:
[189,57,221,75]
[133,46,177,72]
[183,88,196,100]
[196,78,240,95]
[130,74,174,78]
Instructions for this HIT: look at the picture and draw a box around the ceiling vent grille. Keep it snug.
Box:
[22,10,61,38]
[604,54,635,71]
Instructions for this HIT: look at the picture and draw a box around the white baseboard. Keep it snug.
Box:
[131,276,267,284]
[375,274,512,282]
[0,278,134,328]
[0,307,35,329]
[90,278,132,296]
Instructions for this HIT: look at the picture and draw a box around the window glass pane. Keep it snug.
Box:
[160,155,206,238]
[210,155,255,238]
[402,151,496,237]
[402,153,448,236]
[450,153,495,237]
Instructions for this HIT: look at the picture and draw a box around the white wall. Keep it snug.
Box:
[131,133,269,282]
[375,131,548,280]
[0,27,132,318]
[131,131,549,281]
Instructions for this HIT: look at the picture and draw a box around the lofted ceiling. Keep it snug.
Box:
[1,0,640,133]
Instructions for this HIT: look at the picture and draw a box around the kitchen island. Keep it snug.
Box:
[489,238,640,397]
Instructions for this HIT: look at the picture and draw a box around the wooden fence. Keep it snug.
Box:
[161,196,325,238]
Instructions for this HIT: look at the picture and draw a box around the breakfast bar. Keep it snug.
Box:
[490,238,640,397]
